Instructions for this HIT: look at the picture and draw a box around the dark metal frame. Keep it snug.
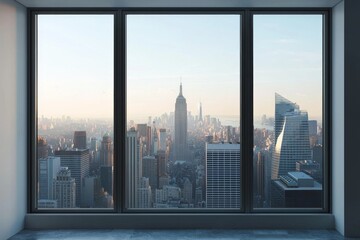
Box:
[28,8,331,215]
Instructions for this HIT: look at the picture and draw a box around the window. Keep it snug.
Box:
[34,14,114,209]
[253,14,327,210]
[125,14,241,210]
[30,10,329,213]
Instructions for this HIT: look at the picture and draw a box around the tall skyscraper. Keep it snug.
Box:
[142,155,158,191]
[255,151,265,206]
[55,148,90,207]
[126,129,141,208]
[38,156,61,200]
[274,93,299,144]
[158,128,167,151]
[73,131,87,149]
[272,94,311,180]
[100,133,113,167]
[146,126,152,156]
[206,143,241,208]
[199,102,203,122]
[99,134,113,196]
[137,177,152,208]
[174,83,188,161]
[52,167,76,208]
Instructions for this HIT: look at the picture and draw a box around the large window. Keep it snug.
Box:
[34,14,114,209]
[126,14,241,210]
[31,10,329,213]
[253,14,326,210]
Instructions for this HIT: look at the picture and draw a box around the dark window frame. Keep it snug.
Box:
[28,8,331,214]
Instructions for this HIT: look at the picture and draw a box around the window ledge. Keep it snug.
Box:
[26,213,334,229]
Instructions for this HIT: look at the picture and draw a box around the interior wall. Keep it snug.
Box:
[344,0,360,237]
[331,0,344,235]
[0,0,27,239]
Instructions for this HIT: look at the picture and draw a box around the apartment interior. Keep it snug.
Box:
[0,0,359,239]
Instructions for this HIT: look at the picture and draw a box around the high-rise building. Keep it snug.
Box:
[82,176,98,208]
[156,150,167,179]
[271,172,322,208]
[308,120,318,136]
[272,94,311,180]
[146,126,152,156]
[136,123,147,139]
[73,131,87,149]
[137,177,152,208]
[199,102,203,122]
[38,156,61,200]
[52,167,76,208]
[100,166,113,196]
[182,178,193,203]
[126,129,141,208]
[142,155,158,190]
[158,128,167,151]
[100,133,113,167]
[90,137,97,151]
[37,137,48,159]
[254,151,265,206]
[55,148,90,207]
[274,93,299,144]
[174,83,188,161]
[206,143,241,208]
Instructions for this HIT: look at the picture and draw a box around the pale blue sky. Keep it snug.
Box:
[37,14,322,123]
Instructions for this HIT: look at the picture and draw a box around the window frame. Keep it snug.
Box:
[28,8,331,215]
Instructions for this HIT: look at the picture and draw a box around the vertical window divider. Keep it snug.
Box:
[242,10,254,213]
[116,9,126,213]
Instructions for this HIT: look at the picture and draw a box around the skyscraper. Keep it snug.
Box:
[73,131,87,149]
[142,155,158,190]
[100,133,113,167]
[137,177,152,208]
[206,143,241,208]
[55,148,90,207]
[272,94,311,180]
[99,133,113,196]
[37,137,49,159]
[38,156,61,200]
[274,93,299,144]
[158,128,167,151]
[52,167,76,208]
[199,102,203,122]
[174,83,187,161]
[126,129,141,208]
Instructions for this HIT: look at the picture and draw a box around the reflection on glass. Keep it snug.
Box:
[126,15,241,209]
[36,15,114,209]
[253,15,323,208]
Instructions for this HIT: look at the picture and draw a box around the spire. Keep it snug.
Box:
[179,80,183,96]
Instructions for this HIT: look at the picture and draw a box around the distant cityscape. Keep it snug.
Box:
[37,84,322,209]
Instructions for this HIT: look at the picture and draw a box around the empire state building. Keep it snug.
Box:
[174,83,187,161]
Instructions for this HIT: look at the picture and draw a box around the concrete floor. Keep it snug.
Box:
[9,229,347,240]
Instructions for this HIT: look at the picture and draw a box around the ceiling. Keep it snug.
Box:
[16,0,342,8]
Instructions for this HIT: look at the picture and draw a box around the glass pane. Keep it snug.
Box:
[126,15,241,209]
[36,15,114,209]
[253,15,324,209]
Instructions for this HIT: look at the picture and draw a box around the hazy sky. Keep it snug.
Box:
[37,14,322,123]
[254,15,323,122]
[38,15,114,119]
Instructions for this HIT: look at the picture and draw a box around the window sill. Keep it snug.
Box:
[25,213,334,229]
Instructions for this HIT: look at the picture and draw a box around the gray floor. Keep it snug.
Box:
[9,229,349,240]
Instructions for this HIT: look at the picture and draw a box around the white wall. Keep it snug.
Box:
[0,0,27,239]
[332,0,344,236]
